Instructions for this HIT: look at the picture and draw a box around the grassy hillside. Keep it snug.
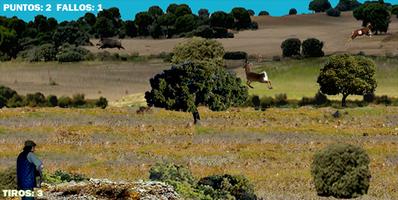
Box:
[0,106,397,199]
[244,56,398,100]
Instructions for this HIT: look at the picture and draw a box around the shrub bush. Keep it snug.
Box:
[197,174,257,200]
[58,96,72,108]
[44,170,88,184]
[6,94,24,108]
[299,97,315,106]
[0,96,6,108]
[302,38,324,58]
[289,8,298,15]
[251,95,261,110]
[314,91,329,105]
[223,51,248,60]
[363,92,375,103]
[261,96,274,111]
[375,95,392,105]
[193,25,215,38]
[0,85,18,101]
[0,167,17,191]
[47,95,58,107]
[149,163,196,185]
[335,0,361,11]
[311,143,371,198]
[57,44,90,62]
[326,8,341,17]
[281,38,301,57]
[24,92,46,107]
[274,93,288,106]
[171,37,225,66]
[250,22,259,30]
[309,0,332,13]
[259,11,270,16]
[32,43,57,62]
[72,93,86,107]
[95,97,108,109]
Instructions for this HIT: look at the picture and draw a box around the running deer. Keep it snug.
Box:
[350,23,373,40]
[243,61,273,89]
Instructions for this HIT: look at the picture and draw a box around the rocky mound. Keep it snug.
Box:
[38,179,180,200]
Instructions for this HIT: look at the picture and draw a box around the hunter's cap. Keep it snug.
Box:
[24,140,37,147]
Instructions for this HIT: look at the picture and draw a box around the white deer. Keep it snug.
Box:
[243,61,273,89]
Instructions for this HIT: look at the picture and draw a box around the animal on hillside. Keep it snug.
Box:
[97,38,125,50]
[350,23,373,41]
[243,61,273,89]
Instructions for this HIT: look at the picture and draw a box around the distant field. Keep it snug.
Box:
[0,106,397,199]
[86,12,398,59]
[0,56,397,105]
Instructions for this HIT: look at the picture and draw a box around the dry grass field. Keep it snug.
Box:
[86,12,398,59]
[0,106,397,199]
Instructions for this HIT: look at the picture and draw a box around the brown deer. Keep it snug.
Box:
[243,61,273,89]
[350,23,373,40]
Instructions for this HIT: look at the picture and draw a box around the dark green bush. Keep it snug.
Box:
[95,97,108,109]
[58,96,72,108]
[198,174,257,200]
[24,92,46,107]
[299,97,315,106]
[0,96,6,108]
[326,8,341,17]
[193,25,215,38]
[375,95,392,105]
[223,51,248,60]
[309,0,332,12]
[274,93,288,106]
[363,92,375,103]
[0,85,18,100]
[250,22,259,30]
[302,38,324,58]
[314,91,329,105]
[72,93,86,107]
[6,94,24,108]
[47,95,58,107]
[258,11,270,16]
[311,143,371,198]
[251,95,261,110]
[289,8,298,15]
[335,0,361,11]
[0,167,17,191]
[213,27,230,38]
[260,96,274,111]
[281,38,301,57]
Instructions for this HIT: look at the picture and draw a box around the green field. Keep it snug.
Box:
[246,57,398,100]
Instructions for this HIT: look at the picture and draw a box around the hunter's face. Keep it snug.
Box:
[32,146,35,152]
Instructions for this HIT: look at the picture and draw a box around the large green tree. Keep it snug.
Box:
[354,2,391,34]
[175,14,197,34]
[335,0,362,11]
[145,61,248,124]
[135,12,154,36]
[317,54,377,107]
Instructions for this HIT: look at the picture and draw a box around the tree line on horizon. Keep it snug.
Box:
[0,3,259,61]
[0,0,397,62]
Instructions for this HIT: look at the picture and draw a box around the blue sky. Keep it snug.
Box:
[1,0,398,22]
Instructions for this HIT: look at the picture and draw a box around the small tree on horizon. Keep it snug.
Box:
[309,0,332,12]
[289,8,298,15]
[317,54,377,107]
